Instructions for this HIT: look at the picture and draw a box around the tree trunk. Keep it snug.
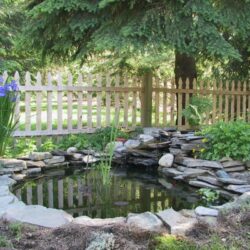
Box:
[174,52,197,126]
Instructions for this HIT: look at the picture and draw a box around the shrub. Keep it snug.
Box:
[199,120,250,161]
[0,77,19,156]
[182,96,212,127]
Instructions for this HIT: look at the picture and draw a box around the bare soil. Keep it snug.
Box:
[0,208,249,250]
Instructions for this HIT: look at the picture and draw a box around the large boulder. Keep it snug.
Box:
[157,208,197,235]
[126,212,166,232]
[44,156,65,165]
[29,152,52,161]
[158,154,174,168]
[0,159,26,170]
[195,206,219,217]
[3,205,73,228]
[124,139,141,149]
[74,216,125,226]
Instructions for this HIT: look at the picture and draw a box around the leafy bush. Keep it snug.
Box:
[0,77,19,156]
[182,96,212,127]
[197,188,220,206]
[200,120,250,161]
[58,127,131,151]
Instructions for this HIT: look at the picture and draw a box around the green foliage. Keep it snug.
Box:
[182,96,212,127]
[197,188,220,206]
[200,120,250,161]
[0,235,13,248]
[24,0,250,75]
[38,138,56,152]
[58,127,130,151]
[9,222,22,241]
[5,138,37,158]
[150,235,196,250]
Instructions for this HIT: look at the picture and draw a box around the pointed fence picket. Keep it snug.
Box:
[1,71,250,144]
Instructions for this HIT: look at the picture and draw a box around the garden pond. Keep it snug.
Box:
[12,167,215,218]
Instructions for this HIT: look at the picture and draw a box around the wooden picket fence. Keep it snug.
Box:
[2,71,250,142]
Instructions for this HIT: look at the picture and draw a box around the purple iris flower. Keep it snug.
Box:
[10,80,18,91]
[0,76,4,84]
[0,86,6,97]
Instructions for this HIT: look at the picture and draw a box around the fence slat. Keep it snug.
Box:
[47,73,53,132]
[57,73,63,132]
[155,78,160,127]
[185,78,190,127]
[212,81,217,123]
[236,81,241,119]
[163,80,167,126]
[242,81,247,121]
[96,74,102,128]
[87,74,93,130]
[231,81,235,121]
[67,73,73,130]
[123,76,129,127]
[77,74,83,130]
[224,81,229,122]
[218,80,223,120]
[177,78,183,128]
[132,78,137,127]
[25,72,32,132]
[114,75,120,124]
[105,74,111,126]
[170,80,175,127]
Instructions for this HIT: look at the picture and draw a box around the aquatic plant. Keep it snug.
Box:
[0,76,19,156]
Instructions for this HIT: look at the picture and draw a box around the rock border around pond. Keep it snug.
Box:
[0,128,249,234]
[0,174,250,235]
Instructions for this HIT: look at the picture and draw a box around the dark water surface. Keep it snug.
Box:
[13,168,203,218]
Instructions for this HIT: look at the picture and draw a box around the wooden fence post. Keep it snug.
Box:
[141,71,153,127]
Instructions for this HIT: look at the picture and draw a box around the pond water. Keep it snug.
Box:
[13,168,203,218]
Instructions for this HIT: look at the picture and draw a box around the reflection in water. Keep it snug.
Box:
[13,169,201,218]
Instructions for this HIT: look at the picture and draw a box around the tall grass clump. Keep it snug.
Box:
[0,76,19,156]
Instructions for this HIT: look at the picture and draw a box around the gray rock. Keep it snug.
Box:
[138,134,154,143]
[0,186,10,197]
[169,148,185,156]
[158,154,174,168]
[222,160,243,168]
[44,156,65,165]
[66,147,78,154]
[224,166,245,172]
[218,178,247,185]
[26,161,46,168]
[11,174,26,181]
[143,127,162,136]
[124,139,141,149]
[161,168,182,177]
[225,185,250,194]
[45,162,69,169]
[220,157,233,163]
[0,176,16,187]
[0,167,24,174]
[197,176,222,187]
[3,205,73,228]
[71,153,83,161]
[195,206,219,217]
[216,192,250,211]
[176,165,187,172]
[182,169,211,179]
[29,152,52,161]
[182,158,223,169]
[189,180,218,189]
[216,170,230,179]
[0,159,27,170]
[82,155,99,164]
[24,168,41,176]
[181,144,203,151]
[126,212,166,232]
[157,208,197,235]
[74,216,125,226]
[246,160,250,168]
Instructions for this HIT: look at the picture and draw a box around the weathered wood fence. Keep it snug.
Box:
[2,71,250,140]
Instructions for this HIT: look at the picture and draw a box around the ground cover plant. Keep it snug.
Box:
[199,120,250,161]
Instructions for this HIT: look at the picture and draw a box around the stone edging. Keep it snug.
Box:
[1,175,249,235]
